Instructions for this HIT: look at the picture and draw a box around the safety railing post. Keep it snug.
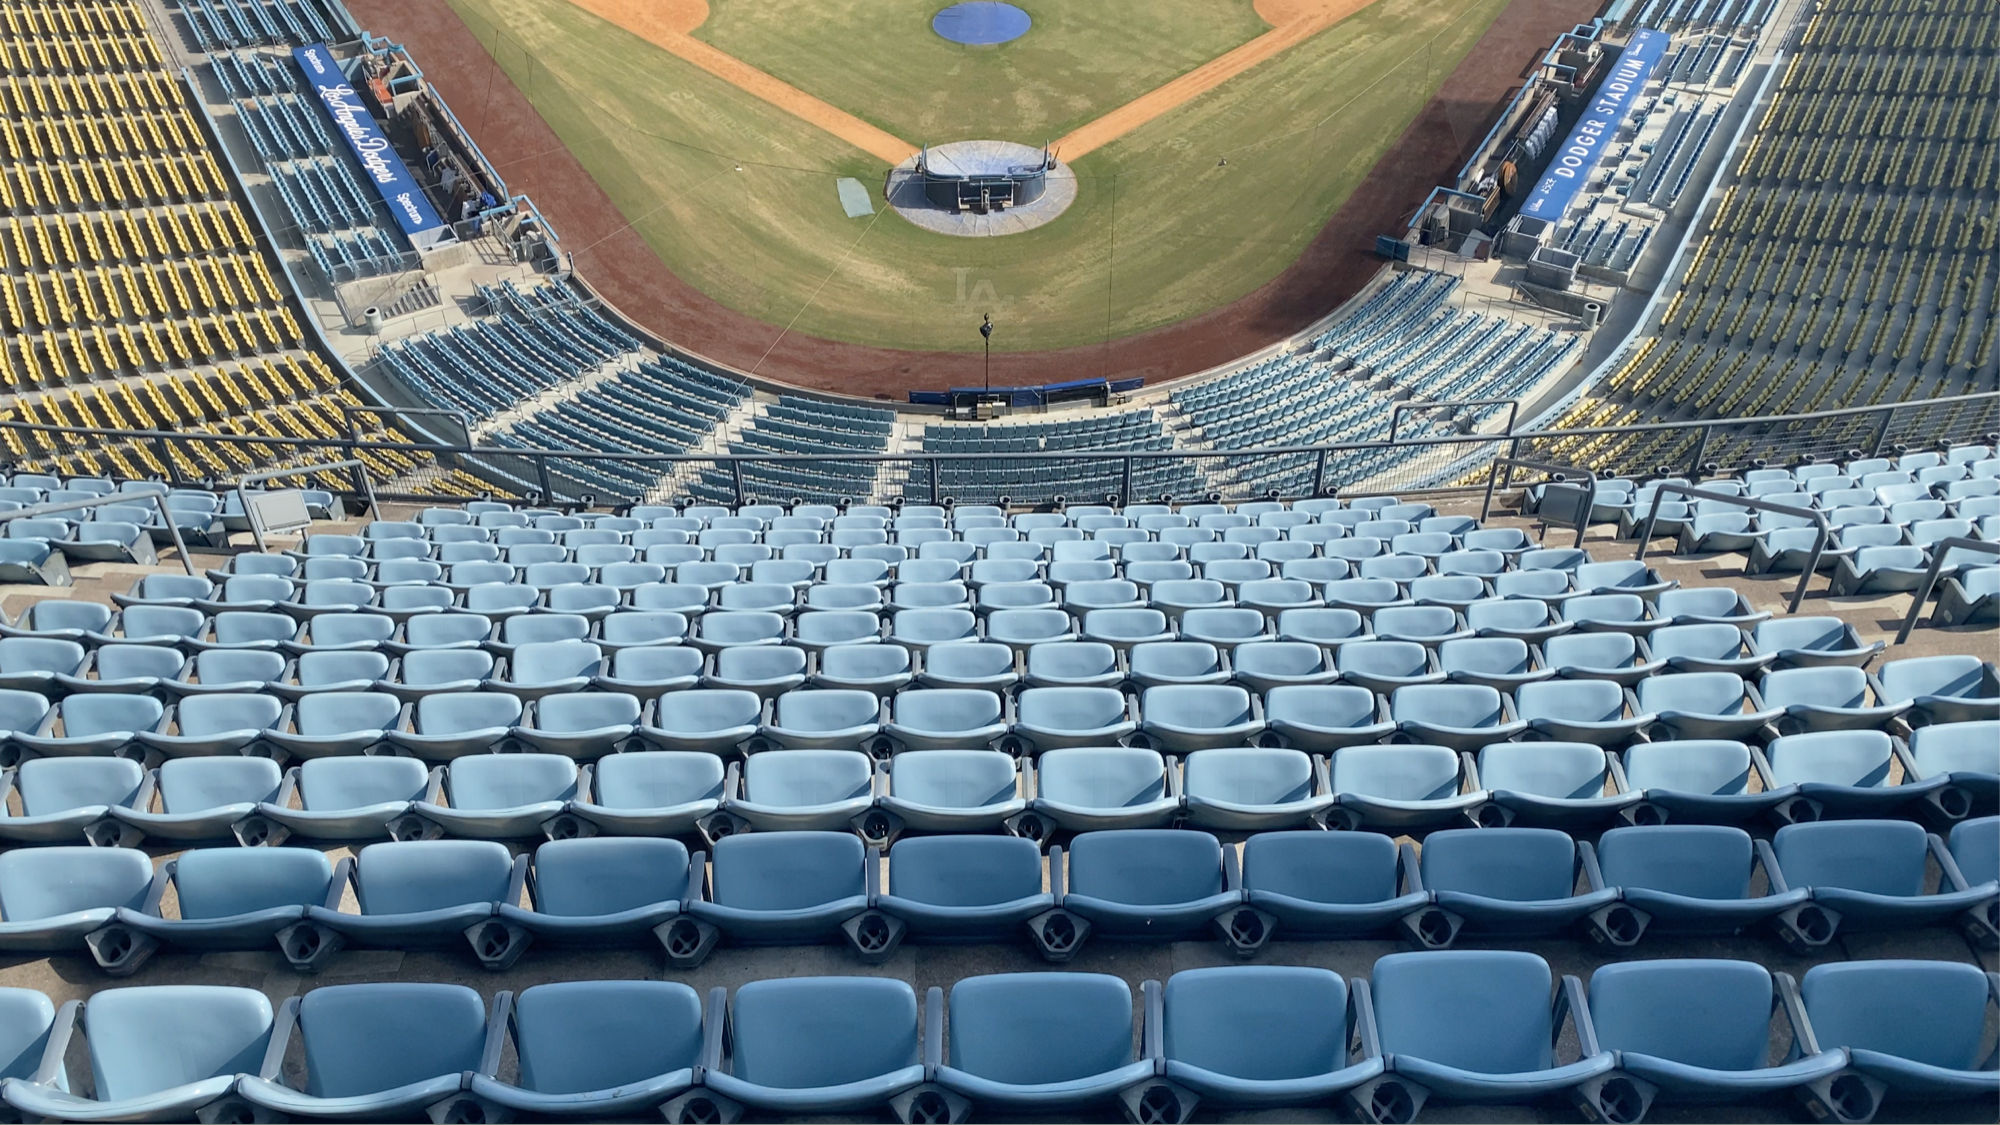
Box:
[1893,536,2000,644]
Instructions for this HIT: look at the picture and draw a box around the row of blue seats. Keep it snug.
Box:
[2,817,1991,978]
[0,954,1987,1123]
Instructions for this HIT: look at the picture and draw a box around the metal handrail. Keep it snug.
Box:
[1894,536,2000,644]
[1634,484,1829,614]
[1479,458,1597,548]
[234,460,379,553]
[0,492,195,576]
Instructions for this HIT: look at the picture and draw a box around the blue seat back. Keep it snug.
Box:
[592,752,726,808]
[157,757,284,810]
[0,989,52,1081]
[298,757,431,810]
[1421,828,1576,901]
[1164,966,1345,1081]
[15,757,146,815]
[0,847,152,920]
[297,983,487,1097]
[1241,831,1399,904]
[1478,743,1610,800]
[85,986,274,1099]
[1329,745,1461,801]
[709,832,865,910]
[1595,825,1755,899]
[174,848,333,919]
[1773,820,1928,896]
[729,977,917,1089]
[445,754,579,808]
[530,838,691,915]
[1800,961,1989,1070]
[513,980,703,1095]
[1067,829,1222,904]
[887,751,1017,809]
[1587,960,1772,1072]
[947,973,1133,1084]
[887,835,1043,906]
[353,841,515,914]
[1370,950,1555,1074]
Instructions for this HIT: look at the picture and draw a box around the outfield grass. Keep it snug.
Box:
[449,0,1507,354]
[694,0,1268,146]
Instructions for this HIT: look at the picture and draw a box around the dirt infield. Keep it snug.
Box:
[346,0,1602,397]
[562,0,918,165]
[1056,0,1385,159]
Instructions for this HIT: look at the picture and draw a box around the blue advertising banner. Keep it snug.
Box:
[1518,29,1670,223]
[291,44,449,248]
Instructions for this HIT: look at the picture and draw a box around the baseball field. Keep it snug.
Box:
[440,0,1510,356]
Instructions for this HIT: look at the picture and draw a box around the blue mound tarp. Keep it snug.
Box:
[932,2,1032,46]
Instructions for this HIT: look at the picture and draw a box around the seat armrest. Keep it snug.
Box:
[1018,756,1037,801]
[1459,751,1481,791]
[685,849,709,908]
[1141,979,1166,1076]
[325,856,356,910]
[1348,979,1382,1061]
[698,987,729,1077]
[1048,845,1066,906]
[478,992,514,1079]
[504,854,529,908]
[1747,745,1781,792]
[1604,755,1632,795]
[864,844,882,906]
[1220,843,1242,893]
[1396,841,1425,895]
[1577,840,1609,894]
[270,767,299,813]
[1772,971,1822,1057]
[33,1000,79,1087]
[1312,754,1332,798]
[140,859,173,917]
[1753,839,1790,895]
[422,766,445,805]
[923,987,945,1078]
[1928,832,1971,892]
[259,997,301,1082]
[1556,974,1601,1059]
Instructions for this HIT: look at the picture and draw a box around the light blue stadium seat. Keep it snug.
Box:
[1335,640,1441,694]
[1140,684,1262,751]
[0,637,86,694]
[934,972,1152,1118]
[708,645,808,697]
[119,847,336,969]
[1909,722,1999,822]
[1347,949,1612,1122]
[1009,686,1133,753]
[639,688,760,754]
[760,689,883,751]
[256,756,435,845]
[1275,606,1370,645]
[1516,678,1651,746]
[1750,616,1883,668]
[1325,744,1482,832]
[385,691,521,761]
[595,645,704,699]
[1757,729,1941,823]
[2,985,275,1123]
[237,982,494,1122]
[677,832,876,967]
[1230,641,1336,693]
[1581,824,1805,945]
[518,692,640,759]
[1870,655,2000,726]
[55,643,183,697]
[695,977,925,1120]
[1637,672,1779,741]
[1236,830,1423,943]
[498,837,695,955]
[110,756,284,844]
[1038,830,1241,957]
[1080,608,1173,649]
[876,834,1049,944]
[468,980,703,1118]
[0,757,148,846]
[884,688,1006,752]
[1649,623,1772,676]
[1768,819,1995,952]
[1476,742,1640,830]
[1796,960,1999,1117]
[1463,597,1570,644]
[1407,827,1615,947]
[1577,959,1845,1122]
[138,692,282,759]
[1024,746,1178,836]
[412,753,580,840]
[914,641,1010,691]
[492,639,602,700]
[818,643,916,694]
[305,841,526,970]
[1653,586,1769,628]
[0,847,153,964]
[569,751,725,838]
[379,649,494,702]
[723,748,875,833]
[1391,684,1525,749]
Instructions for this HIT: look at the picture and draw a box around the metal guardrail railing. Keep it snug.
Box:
[1480,458,1597,549]
[0,493,196,576]
[1894,536,2000,644]
[1633,484,1830,614]
[234,460,379,553]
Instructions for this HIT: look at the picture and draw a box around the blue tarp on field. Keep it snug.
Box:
[293,43,450,248]
[1518,29,1670,223]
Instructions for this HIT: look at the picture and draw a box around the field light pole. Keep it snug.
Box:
[980,313,993,394]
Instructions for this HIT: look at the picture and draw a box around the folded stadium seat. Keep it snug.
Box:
[1870,654,2000,726]
[1677,512,1762,555]
[0,600,111,642]
[89,606,208,649]
[1323,577,1405,613]
[718,748,876,834]
[1799,959,2000,1119]
[446,560,521,594]
[675,832,880,968]
[114,846,340,971]
[374,559,447,590]
[1571,561,1677,600]
[1761,666,1910,735]
[1021,746,1179,837]
[1951,816,1998,944]
[870,833,1051,948]
[1334,640,1442,694]
[0,847,154,966]
[1145,578,1228,623]
[810,643,912,695]
[717,582,800,616]
[377,649,495,702]
[1577,959,1849,1123]
[1179,746,1333,831]
[137,692,284,761]
[195,574,295,616]
[1263,684,1394,750]
[1079,608,1175,651]
[1274,606,1372,646]
[53,644,182,696]
[1543,631,1664,687]
[1389,532,1456,562]
[1230,641,1337,693]
[1032,830,1242,960]
[1749,616,1884,668]
[1390,684,1526,750]
[915,640,1013,691]
[272,650,394,700]
[1909,722,1999,822]
[1648,623,1774,677]
[1199,560,1271,594]
[110,756,286,845]
[983,608,1076,655]
[1636,672,1780,741]
[1580,824,1806,945]
[874,749,1024,840]
[687,611,787,657]
[395,611,494,653]
[388,688,523,766]
[280,579,379,622]
[0,540,70,587]
[163,648,285,697]
[495,837,698,960]
[591,645,703,701]
[1138,684,1263,751]
[1008,686,1135,754]
[758,689,885,753]
[1346,949,1613,1123]
[1768,820,1997,952]
[804,582,887,612]
[1064,578,1146,616]
[930,971,1153,1120]
[1404,827,1617,947]
[1516,678,1653,746]
[1358,555,1433,586]
[406,753,581,842]
[465,980,705,1120]
[1238,579,1324,620]
[636,688,762,755]
[888,581,969,615]
[1148,965,1382,1119]
[708,646,809,697]
[1755,729,1943,823]
[518,692,641,759]
[1434,550,1506,581]
[1490,568,1575,601]
[1370,605,1471,648]
[543,583,622,621]
[596,610,692,653]
[1463,597,1572,645]
[303,839,526,971]
[1934,566,2000,626]
[889,607,982,652]
[629,581,712,616]
[463,583,543,620]
[115,573,216,610]
[1279,556,1352,586]
[1021,641,1121,688]
[279,611,395,655]
[1827,545,1933,597]
[1232,831,1425,945]
[1047,559,1118,588]
[789,610,880,654]
[1405,575,1489,611]
[1324,744,1484,833]
[682,976,926,1122]
[1462,526,1533,559]
[1560,593,1663,638]
[252,755,437,846]
[0,757,148,846]
[237,982,495,1121]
